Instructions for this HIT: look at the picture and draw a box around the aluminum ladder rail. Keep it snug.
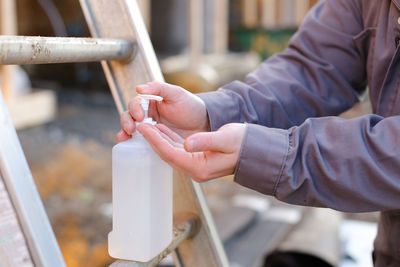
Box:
[0,0,229,266]
[0,84,66,267]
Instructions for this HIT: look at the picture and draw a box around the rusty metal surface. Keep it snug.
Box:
[0,36,135,65]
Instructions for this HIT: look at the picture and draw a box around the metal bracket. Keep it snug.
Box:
[109,216,200,267]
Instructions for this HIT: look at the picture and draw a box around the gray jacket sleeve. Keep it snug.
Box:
[198,0,400,212]
[198,0,365,130]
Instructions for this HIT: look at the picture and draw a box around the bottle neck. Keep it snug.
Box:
[132,120,157,140]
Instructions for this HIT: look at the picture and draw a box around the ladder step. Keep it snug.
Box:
[0,36,135,65]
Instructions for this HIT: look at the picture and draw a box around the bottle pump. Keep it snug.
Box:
[109,94,173,262]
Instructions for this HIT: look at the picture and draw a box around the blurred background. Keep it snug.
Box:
[1,0,377,266]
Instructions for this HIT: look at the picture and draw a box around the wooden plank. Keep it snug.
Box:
[0,92,66,267]
[295,0,310,26]
[80,0,162,114]
[261,0,277,29]
[79,1,229,266]
[242,0,258,28]
[278,0,296,28]
[189,0,203,67]
[0,65,15,102]
[0,0,17,35]
[212,0,228,54]
[7,89,56,129]
[310,0,320,7]
[136,0,150,32]
[0,0,18,102]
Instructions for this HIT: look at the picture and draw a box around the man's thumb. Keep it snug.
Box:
[184,132,230,153]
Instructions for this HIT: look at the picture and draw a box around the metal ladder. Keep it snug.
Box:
[0,0,228,266]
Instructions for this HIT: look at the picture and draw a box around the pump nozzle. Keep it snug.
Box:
[138,94,163,125]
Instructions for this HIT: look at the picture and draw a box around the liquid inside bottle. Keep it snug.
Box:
[109,131,173,262]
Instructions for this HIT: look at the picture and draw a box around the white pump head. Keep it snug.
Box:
[138,94,163,125]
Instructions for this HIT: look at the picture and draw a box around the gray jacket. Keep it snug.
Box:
[198,0,400,265]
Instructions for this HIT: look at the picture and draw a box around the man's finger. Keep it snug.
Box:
[156,124,184,144]
[159,131,183,148]
[120,111,136,135]
[184,131,234,153]
[136,81,183,102]
[137,124,233,182]
[127,97,145,122]
[116,129,131,142]
[137,124,179,162]
[137,124,196,171]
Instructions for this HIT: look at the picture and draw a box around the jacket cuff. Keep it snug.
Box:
[234,124,289,196]
[197,90,241,131]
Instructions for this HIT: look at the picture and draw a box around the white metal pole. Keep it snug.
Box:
[0,36,135,65]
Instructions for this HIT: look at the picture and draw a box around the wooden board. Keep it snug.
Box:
[7,89,56,130]
[0,92,65,266]
[203,0,228,54]
[212,0,228,54]
[79,1,229,266]
[189,0,203,67]
[259,0,314,29]
[278,0,296,28]
[242,0,258,28]
[136,0,150,32]
[295,0,310,26]
[261,0,277,29]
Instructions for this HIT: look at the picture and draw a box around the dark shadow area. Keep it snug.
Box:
[263,251,334,267]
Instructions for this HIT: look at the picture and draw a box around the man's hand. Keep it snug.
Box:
[117,81,210,142]
[136,123,247,182]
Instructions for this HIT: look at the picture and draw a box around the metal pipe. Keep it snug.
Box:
[0,36,136,64]
[109,216,200,267]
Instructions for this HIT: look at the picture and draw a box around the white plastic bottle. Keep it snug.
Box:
[109,94,173,262]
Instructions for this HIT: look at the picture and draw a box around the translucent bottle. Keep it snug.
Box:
[109,94,173,262]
